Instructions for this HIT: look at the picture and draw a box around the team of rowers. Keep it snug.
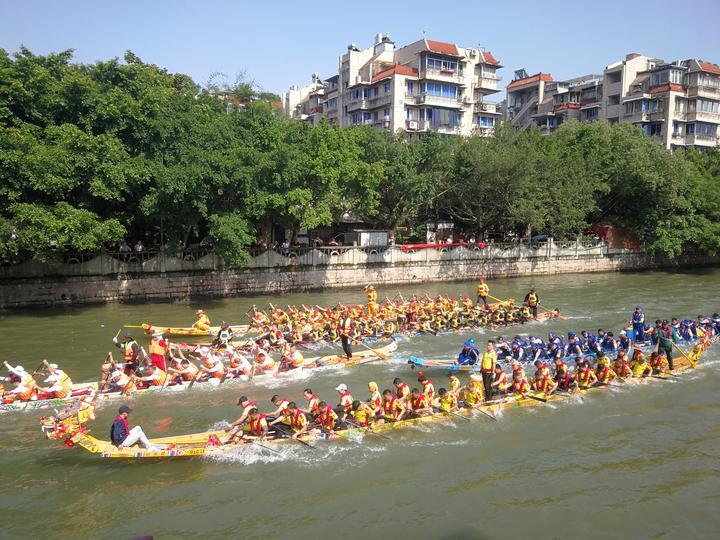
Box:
[244,282,557,347]
[219,317,718,444]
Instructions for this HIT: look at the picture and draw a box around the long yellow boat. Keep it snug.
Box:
[39,337,714,460]
[126,323,252,338]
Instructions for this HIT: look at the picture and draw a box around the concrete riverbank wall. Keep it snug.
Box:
[1,241,717,309]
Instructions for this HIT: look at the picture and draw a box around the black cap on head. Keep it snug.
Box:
[118,405,132,414]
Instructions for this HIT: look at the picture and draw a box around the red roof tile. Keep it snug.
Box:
[507,72,553,90]
[479,51,501,66]
[425,39,459,56]
[698,62,720,74]
[372,64,418,81]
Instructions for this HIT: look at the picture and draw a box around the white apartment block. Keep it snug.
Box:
[506,53,720,150]
[283,33,503,137]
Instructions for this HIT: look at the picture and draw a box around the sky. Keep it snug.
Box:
[1,0,719,99]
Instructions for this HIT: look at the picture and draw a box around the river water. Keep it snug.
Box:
[1,269,719,539]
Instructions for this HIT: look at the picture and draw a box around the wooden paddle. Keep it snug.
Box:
[522,393,548,403]
[356,341,390,361]
[672,342,697,368]
[471,405,498,422]
[252,440,282,455]
[347,420,392,440]
[445,410,471,421]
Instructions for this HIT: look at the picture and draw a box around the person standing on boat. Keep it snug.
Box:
[476,277,489,308]
[631,306,645,343]
[112,333,141,375]
[213,322,234,351]
[524,288,540,319]
[147,331,169,371]
[338,309,354,360]
[110,406,160,451]
[457,339,480,366]
[480,340,497,401]
[658,320,679,370]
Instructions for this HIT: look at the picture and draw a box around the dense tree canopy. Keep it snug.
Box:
[1,48,719,266]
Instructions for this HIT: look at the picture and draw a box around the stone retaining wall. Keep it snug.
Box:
[1,251,717,309]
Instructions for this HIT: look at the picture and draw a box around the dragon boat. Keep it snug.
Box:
[39,337,714,460]
[126,323,252,338]
[2,342,397,414]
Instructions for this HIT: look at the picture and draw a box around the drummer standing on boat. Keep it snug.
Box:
[338,309,354,360]
[476,277,489,308]
[524,288,540,319]
[147,331,169,371]
[480,340,497,401]
[631,306,646,343]
[658,320,679,370]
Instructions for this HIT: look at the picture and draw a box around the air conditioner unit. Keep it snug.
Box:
[463,96,472,104]
[469,50,477,58]
[408,120,418,129]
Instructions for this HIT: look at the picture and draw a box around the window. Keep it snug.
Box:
[423,82,457,98]
[368,87,376,99]
[405,107,413,120]
[643,123,662,136]
[698,99,720,113]
[383,108,390,118]
[696,122,718,136]
[406,81,414,95]
[384,82,391,94]
[585,108,599,121]
[426,55,458,72]
[686,123,695,135]
[476,116,495,127]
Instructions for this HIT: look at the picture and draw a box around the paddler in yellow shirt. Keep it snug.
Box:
[434,387,459,412]
[629,348,652,378]
[447,372,461,397]
[192,309,211,332]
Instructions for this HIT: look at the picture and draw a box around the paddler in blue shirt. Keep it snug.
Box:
[456,339,480,366]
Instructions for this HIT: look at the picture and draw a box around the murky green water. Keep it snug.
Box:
[1,269,719,539]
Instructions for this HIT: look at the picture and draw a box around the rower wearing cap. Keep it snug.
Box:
[110,406,161,451]
[147,331,169,371]
[112,333,141,375]
[2,362,38,401]
[457,339,480,366]
[226,349,252,378]
[37,360,73,399]
[197,351,225,381]
[280,344,305,372]
[193,309,211,332]
[336,383,354,413]
[252,345,276,375]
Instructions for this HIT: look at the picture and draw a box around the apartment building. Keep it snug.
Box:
[283,33,503,136]
[505,53,720,149]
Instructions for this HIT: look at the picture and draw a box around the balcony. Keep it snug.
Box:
[685,132,718,146]
[622,109,648,123]
[416,94,463,108]
[367,94,393,108]
[687,85,720,99]
[473,126,494,137]
[421,68,464,84]
[476,76,500,92]
[686,110,720,124]
[476,102,499,114]
[347,99,369,112]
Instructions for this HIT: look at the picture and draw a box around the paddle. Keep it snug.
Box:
[671,342,697,368]
[471,405,498,422]
[444,409,470,421]
[251,440,282,455]
[347,420,392,440]
[123,325,145,329]
[521,393,548,403]
[356,341,390,361]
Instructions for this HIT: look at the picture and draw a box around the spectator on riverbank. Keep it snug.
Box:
[134,240,145,253]
[119,241,131,253]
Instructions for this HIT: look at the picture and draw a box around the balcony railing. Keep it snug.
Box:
[476,102,497,113]
[421,68,464,83]
[416,94,463,108]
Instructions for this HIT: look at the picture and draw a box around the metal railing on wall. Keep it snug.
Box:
[0,239,608,279]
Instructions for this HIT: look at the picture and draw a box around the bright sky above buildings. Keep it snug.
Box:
[2,0,718,99]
